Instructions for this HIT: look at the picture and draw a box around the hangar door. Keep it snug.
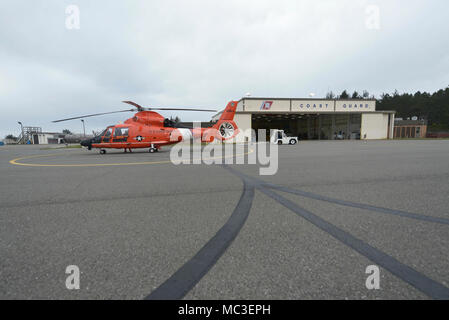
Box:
[252,114,361,141]
[252,114,302,141]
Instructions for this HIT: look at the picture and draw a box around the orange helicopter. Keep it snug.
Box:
[53,100,239,154]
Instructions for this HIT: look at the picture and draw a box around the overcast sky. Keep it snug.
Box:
[1,0,448,138]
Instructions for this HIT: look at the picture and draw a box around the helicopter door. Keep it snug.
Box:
[102,127,113,143]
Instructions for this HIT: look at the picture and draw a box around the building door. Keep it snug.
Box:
[416,127,421,138]
[33,135,39,144]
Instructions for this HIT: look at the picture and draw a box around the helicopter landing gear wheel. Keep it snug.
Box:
[149,144,158,153]
[100,149,106,154]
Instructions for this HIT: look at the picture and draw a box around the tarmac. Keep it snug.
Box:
[0,140,448,299]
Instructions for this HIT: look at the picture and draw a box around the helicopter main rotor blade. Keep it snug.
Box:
[122,101,144,110]
[52,109,135,123]
[147,107,217,112]
[122,101,216,112]
[53,101,217,123]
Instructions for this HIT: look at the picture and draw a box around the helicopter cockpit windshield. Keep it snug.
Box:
[97,129,107,137]
[164,118,176,128]
[92,127,113,143]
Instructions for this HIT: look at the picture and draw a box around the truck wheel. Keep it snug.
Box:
[278,141,283,145]
[289,139,297,145]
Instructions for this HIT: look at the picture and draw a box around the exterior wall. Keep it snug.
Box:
[389,113,395,139]
[291,100,334,113]
[236,100,244,112]
[335,100,375,112]
[361,113,390,140]
[34,134,48,144]
[394,125,427,138]
[240,98,376,113]
[421,125,428,138]
[243,99,290,112]
[31,133,64,144]
[232,113,252,143]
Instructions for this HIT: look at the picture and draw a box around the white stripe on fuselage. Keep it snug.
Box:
[177,128,193,141]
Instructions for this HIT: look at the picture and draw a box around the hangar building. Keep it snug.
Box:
[213,97,395,142]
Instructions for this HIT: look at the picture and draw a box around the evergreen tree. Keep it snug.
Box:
[376,86,449,131]
[334,86,449,130]
[362,90,370,99]
[325,91,336,99]
[339,90,349,99]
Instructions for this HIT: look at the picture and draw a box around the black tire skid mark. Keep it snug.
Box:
[225,166,449,300]
[145,171,255,300]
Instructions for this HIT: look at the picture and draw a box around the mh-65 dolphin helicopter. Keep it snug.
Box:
[53,100,239,154]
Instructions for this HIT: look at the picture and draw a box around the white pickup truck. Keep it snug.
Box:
[270,130,298,145]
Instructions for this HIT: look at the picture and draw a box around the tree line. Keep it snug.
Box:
[326,86,449,131]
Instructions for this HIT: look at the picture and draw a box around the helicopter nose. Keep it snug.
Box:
[80,139,92,149]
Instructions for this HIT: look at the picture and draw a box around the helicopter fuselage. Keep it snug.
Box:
[80,101,239,152]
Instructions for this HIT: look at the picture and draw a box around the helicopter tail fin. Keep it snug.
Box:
[217,100,238,121]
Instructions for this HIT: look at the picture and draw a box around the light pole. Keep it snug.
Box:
[18,121,24,144]
[81,119,86,137]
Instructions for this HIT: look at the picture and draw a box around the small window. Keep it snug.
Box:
[114,127,129,137]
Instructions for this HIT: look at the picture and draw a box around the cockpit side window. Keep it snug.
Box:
[114,127,129,137]
[113,127,129,142]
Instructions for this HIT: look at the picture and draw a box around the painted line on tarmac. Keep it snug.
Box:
[265,184,449,226]
[9,148,255,167]
[145,173,255,300]
[224,167,449,300]
[9,153,174,167]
